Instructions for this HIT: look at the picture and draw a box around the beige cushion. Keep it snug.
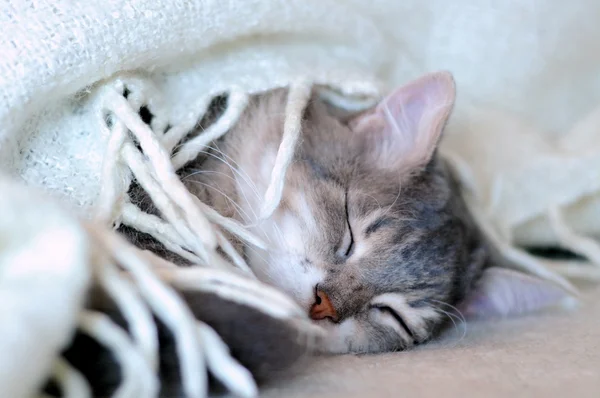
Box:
[259,285,600,398]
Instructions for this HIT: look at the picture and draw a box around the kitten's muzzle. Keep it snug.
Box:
[310,288,339,322]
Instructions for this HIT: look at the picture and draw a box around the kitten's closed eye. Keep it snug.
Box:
[336,230,354,259]
[371,304,415,340]
[336,192,355,259]
[364,216,395,237]
[368,292,440,348]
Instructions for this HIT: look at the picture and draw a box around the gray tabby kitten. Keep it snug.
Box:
[133,72,568,354]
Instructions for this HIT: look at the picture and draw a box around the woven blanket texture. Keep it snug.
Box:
[1,1,600,397]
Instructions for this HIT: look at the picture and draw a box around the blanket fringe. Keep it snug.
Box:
[548,207,600,267]
[75,73,320,397]
[443,152,579,295]
[48,358,92,398]
[260,79,312,219]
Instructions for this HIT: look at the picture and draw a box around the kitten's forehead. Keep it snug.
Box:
[298,99,367,181]
[297,98,419,200]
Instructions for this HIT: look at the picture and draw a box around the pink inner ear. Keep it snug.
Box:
[349,71,456,170]
[458,267,573,320]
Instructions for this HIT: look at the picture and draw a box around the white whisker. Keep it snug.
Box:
[426,299,468,347]
[271,222,286,248]
[429,299,467,325]
[184,180,251,223]
[208,144,262,200]
[181,168,259,227]
[358,192,382,211]
[195,149,261,202]
[377,177,403,219]
[187,148,262,223]
[180,169,231,182]
[244,245,270,270]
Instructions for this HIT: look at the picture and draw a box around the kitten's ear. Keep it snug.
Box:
[458,267,575,319]
[349,71,455,171]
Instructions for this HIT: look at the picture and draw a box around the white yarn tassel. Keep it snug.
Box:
[87,75,326,398]
[115,75,169,136]
[121,142,209,262]
[95,112,130,225]
[260,80,312,219]
[172,91,249,170]
[479,208,575,292]
[94,256,159,371]
[443,150,580,293]
[192,196,266,250]
[91,227,209,398]
[95,80,265,275]
[545,259,600,281]
[120,202,207,265]
[103,89,218,251]
[156,267,306,320]
[162,95,213,152]
[548,206,600,266]
[79,310,159,398]
[197,324,257,398]
[318,86,378,112]
[115,245,264,397]
[49,358,92,398]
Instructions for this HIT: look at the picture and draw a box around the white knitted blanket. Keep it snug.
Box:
[2,1,600,397]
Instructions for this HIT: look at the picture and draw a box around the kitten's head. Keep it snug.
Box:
[236,72,569,353]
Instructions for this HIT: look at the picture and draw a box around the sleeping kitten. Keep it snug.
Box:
[127,72,569,354]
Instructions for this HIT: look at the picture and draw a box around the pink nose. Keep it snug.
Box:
[310,290,338,321]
